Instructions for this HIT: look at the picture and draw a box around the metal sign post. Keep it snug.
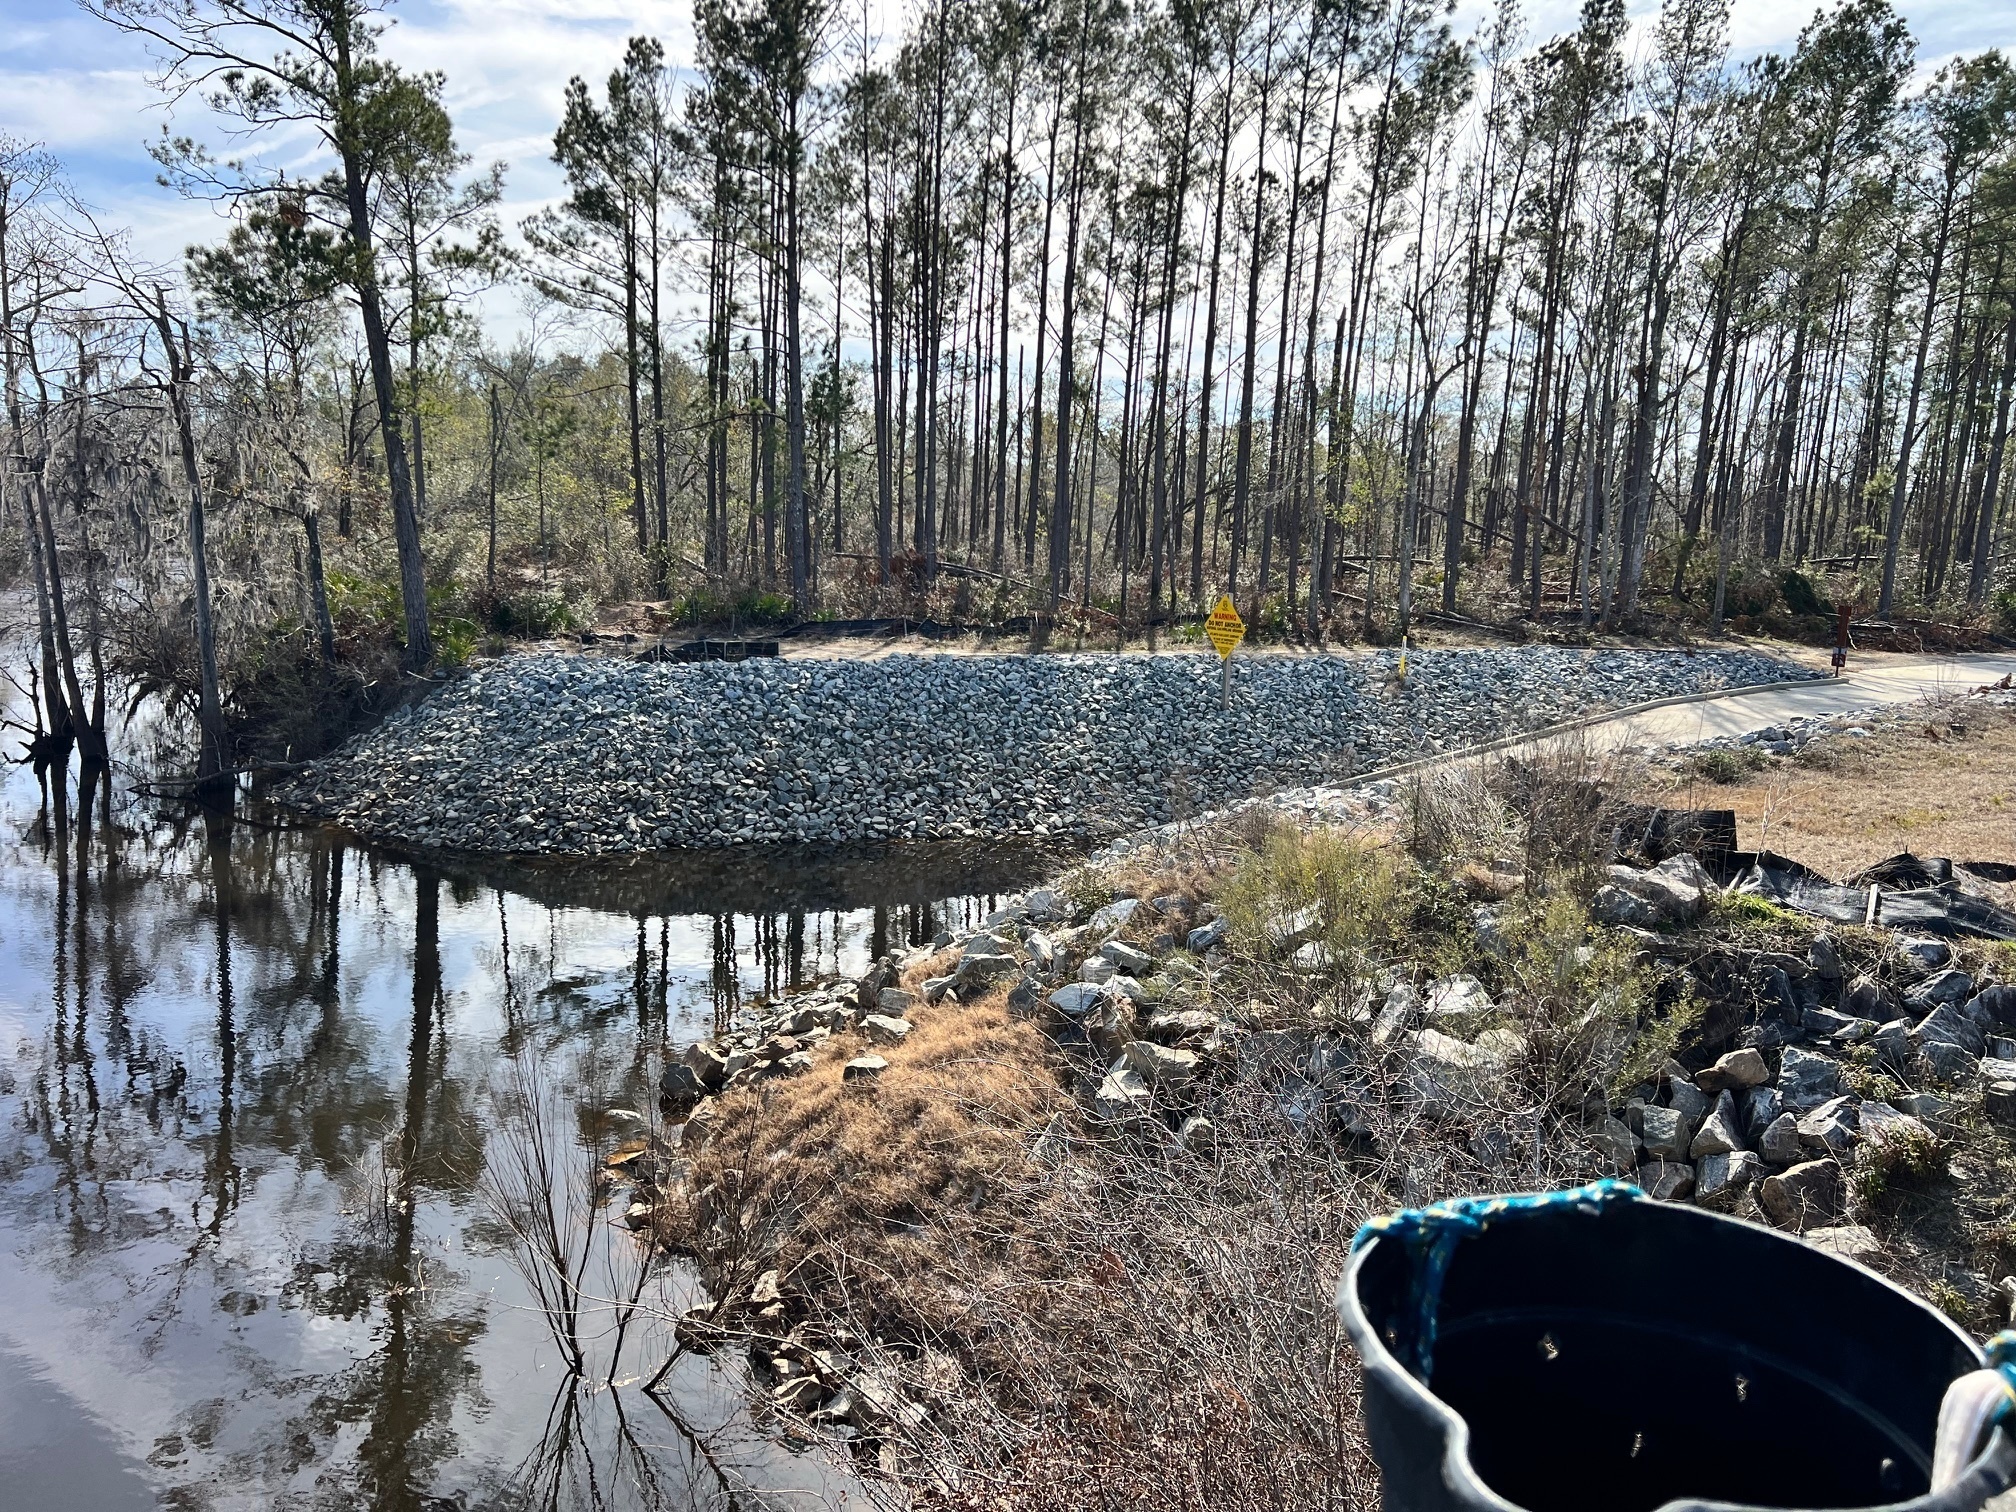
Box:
[1205,594,1246,709]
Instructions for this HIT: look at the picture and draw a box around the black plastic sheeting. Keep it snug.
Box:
[1734,848,2016,942]
[1613,805,1740,869]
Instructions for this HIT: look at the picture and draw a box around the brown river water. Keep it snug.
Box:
[0,671,1060,1510]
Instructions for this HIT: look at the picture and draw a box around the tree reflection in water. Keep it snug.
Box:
[0,689,1059,1511]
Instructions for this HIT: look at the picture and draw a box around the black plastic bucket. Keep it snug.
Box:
[1339,1187,2016,1512]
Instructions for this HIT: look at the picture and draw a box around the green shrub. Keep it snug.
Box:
[1780,570,1831,618]
[1217,821,1403,975]
[436,616,480,668]
[1689,746,1767,784]
[484,589,575,637]
[1714,892,1802,928]
[1995,588,2016,635]
[325,570,402,636]
[734,590,795,625]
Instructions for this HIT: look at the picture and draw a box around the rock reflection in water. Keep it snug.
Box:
[0,713,1059,1510]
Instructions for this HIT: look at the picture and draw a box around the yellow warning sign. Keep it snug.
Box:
[1204,594,1246,660]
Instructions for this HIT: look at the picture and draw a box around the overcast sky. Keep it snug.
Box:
[5,0,2014,345]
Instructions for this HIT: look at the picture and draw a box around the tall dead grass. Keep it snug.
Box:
[678,985,1070,1345]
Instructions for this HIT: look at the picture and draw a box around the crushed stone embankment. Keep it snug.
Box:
[276,647,1814,854]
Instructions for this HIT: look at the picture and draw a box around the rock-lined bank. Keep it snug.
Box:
[276,648,1812,854]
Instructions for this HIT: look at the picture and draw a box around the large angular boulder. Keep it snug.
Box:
[1599,859,1708,925]
[1759,1159,1845,1231]
[1696,1048,1769,1093]
[1405,1027,1525,1111]
[1121,1040,1200,1089]
[1912,1001,1986,1084]
[1696,1149,1762,1210]
[1690,1092,1746,1159]
[1777,1046,1843,1110]
[1640,1105,1693,1161]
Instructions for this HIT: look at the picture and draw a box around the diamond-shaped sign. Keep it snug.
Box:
[1204,594,1245,660]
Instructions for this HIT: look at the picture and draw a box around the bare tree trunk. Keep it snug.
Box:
[151,294,228,786]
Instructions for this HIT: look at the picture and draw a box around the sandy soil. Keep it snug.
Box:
[1641,695,2016,878]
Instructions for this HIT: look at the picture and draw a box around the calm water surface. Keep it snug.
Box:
[0,672,1058,1511]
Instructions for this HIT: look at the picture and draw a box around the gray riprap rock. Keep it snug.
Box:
[1122,1040,1200,1088]
[1105,974,1149,1002]
[1602,860,1706,923]
[1696,1150,1762,1210]
[1024,930,1056,971]
[1047,983,1104,1017]
[1092,1065,1153,1121]
[1973,985,2016,1032]
[1895,937,1951,975]
[1743,1085,1783,1138]
[1778,1046,1843,1109]
[1913,1001,1986,1083]
[1186,916,1231,952]
[1838,975,1899,1022]
[1895,1091,1950,1120]
[281,648,1812,855]
[1101,941,1153,976]
[1804,1225,1882,1263]
[1424,974,1494,1024]
[1472,904,1508,957]
[1144,1007,1222,1044]
[1759,1113,1804,1168]
[1759,1159,1845,1231]
[843,1055,888,1083]
[1808,934,1843,980]
[1857,1102,1933,1153]
[1907,969,1974,1012]
[1637,1160,1695,1201]
[1088,897,1142,933]
[1594,1116,1640,1174]
[962,932,1015,962]
[1405,1028,1526,1110]
[878,987,919,1015]
[1640,1105,1693,1162]
[1372,982,1418,1047]
[683,1041,730,1089]
[1024,888,1071,922]
[1082,996,1138,1060]
[861,1013,913,1046]
[955,951,1021,988]
[1697,1049,1769,1093]
[1651,853,1716,906]
[1593,884,1663,928]
[1666,1076,1712,1130]
[773,1376,824,1413]
[1080,955,1118,985]
[1029,1111,1071,1167]
[1985,1081,2016,1127]
[660,1062,708,1103]
[1690,1092,1745,1159]
[1872,1020,1912,1071]
[1179,1115,1215,1156]
[1805,1007,1877,1042]
[1796,1096,1859,1153]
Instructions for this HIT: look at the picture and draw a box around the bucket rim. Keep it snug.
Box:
[1335,1193,2015,1512]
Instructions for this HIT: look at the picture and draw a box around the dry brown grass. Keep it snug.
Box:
[1644,699,2016,876]
[680,983,1070,1343]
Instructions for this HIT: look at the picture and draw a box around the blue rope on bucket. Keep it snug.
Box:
[1351,1178,1645,1380]
[1983,1333,2016,1419]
